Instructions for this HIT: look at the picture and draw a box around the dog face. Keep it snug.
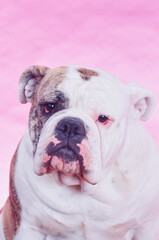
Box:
[18,65,156,186]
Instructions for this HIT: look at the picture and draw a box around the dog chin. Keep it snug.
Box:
[49,156,81,176]
[59,173,81,186]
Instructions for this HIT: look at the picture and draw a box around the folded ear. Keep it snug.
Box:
[128,82,156,121]
[18,65,49,103]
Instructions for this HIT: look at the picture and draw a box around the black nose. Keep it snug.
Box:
[55,117,86,143]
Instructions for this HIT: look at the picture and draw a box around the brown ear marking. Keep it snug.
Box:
[77,68,99,80]
[19,65,49,104]
[2,148,21,240]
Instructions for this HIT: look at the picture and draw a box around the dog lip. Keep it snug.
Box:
[45,141,83,163]
[55,147,78,163]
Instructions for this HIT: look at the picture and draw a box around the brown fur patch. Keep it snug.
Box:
[2,149,21,240]
[35,66,68,104]
[29,105,44,155]
[2,198,14,240]
[77,68,98,80]
[28,66,68,154]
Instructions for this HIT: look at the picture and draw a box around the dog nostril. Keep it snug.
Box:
[73,126,78,135]
[58,122,69,134]
[63,124,68,133]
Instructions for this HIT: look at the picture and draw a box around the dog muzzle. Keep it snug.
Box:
[33,116,102,185]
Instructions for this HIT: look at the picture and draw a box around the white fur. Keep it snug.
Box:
[1,66,159,239]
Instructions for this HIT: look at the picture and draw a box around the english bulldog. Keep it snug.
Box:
[0,65,159,240]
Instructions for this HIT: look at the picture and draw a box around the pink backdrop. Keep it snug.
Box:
[0,0,159,207]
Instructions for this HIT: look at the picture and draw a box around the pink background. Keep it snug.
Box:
[0,0,159,207]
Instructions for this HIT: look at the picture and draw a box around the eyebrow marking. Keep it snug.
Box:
[77,68,99,80]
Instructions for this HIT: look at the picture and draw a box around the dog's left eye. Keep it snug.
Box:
[43,103,55,114]
[98,115,109,124]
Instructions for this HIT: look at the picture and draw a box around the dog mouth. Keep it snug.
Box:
[53,146,81,163]
[45,141,83,164]
[34,136,101,186]
[40,141,86,178]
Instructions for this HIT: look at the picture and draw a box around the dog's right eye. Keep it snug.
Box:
[41,103,56,114]
[45,103,55,113]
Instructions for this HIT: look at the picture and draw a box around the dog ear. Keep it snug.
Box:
[128,82,156,121]
[18,65,49,103]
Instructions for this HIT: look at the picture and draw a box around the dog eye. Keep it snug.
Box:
[98,115,109,124]
[43,103,55,114]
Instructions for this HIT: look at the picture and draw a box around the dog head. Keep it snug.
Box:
[18,65,156,187]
